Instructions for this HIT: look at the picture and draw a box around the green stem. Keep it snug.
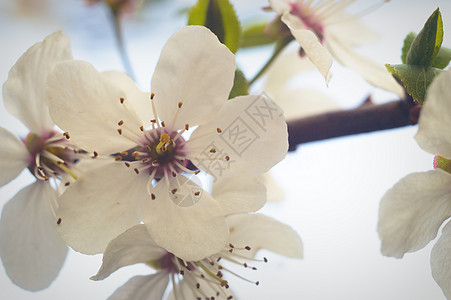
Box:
[248,36,292,85]
[110,9,135,80]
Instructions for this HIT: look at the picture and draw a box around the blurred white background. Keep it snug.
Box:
[0,0,450,299]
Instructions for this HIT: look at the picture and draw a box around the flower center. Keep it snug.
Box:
[24,131,79,183]
[289,2,325,42]
[147,243,266,300]
[126,128,188,179]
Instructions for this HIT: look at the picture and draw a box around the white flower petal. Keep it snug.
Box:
[0,128,29,187]
[90,224,166,280]
[46,60,142,154]
[91,225,166,281]
[227,213,303,259]
[143,178,228,261]
[212,176,266,215]
[108,273,169,300]
[326,17,379,47]
[151,26,235,130]
[0,181,68,291]
[415,70,451,158]
[261,172,285,203]
[325,35,403,96]
[282,13,333,83]
[431,221,451,299]
[102,71,153,124]
[188,94,287,180]
[56,162,148,254]
[3,31,71,134]
[378,170,451,258]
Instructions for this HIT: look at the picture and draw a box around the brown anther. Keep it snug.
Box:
[145,145,151,151]
[118,120,124,126]
[63,132,70,139]
[194,170,200,175]
[229,243,234,248]
[256,281,260,286]
[132,151,140,157]
[220,280,228,287]
[217,128,222,133]
[57,218,62,225]
[178,101,183,108]
[93,151,99,158]
[245,246,251,251]
[180,270,184,275]
[227,296,233,300]
[171,188,177,194]
[229,249,233,253]
[161,121,166,127]
[44,176,49,181]
[140,125,144,131]
[263,257,268,263]
[194,191,200,196]
[217,257,222,262]
[142,158,149,163]
[117,128,122,135]
[124,162,130,167]
[37,166,44,170]
[172,171,177,177]
[151,119,156,123]
[210,148,216,153]
[225,156,230,161]
[121,151,128,156]
[120,97,125,103]
[196,283,200,289]
[150,93,155,100]
[151,160,159,166]
[115,155,122,161]
[151,193,156,200]
[252,267,257,270]
[218,265,223,270]
[244,262,248,268]
[185,124,189,130]
[64,182,70,187]
[134,168,139,174]
[225,284,229,289]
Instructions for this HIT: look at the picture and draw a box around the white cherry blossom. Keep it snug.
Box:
[45,26,287,261]
[269,0,403,95]
[0,31,83,291]
[91,213,303,300]
[378,70,451,299]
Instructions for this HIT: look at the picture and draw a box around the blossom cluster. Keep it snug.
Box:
[0,27,302,299]
[1,0,450,299]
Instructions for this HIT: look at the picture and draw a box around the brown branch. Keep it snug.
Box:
[287,98,420,151]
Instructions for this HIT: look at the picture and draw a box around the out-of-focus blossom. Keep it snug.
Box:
[268,0,403,95]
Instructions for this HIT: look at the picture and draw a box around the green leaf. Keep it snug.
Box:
[401,32,416,64]
[385,64,444,104]
[406,8,443,66]
[240,22,276,48]
[188,0,241,53]
[432,47,451,69]
[228,69,249,99]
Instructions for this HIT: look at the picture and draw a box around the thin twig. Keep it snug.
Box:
[110,10,135,80]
